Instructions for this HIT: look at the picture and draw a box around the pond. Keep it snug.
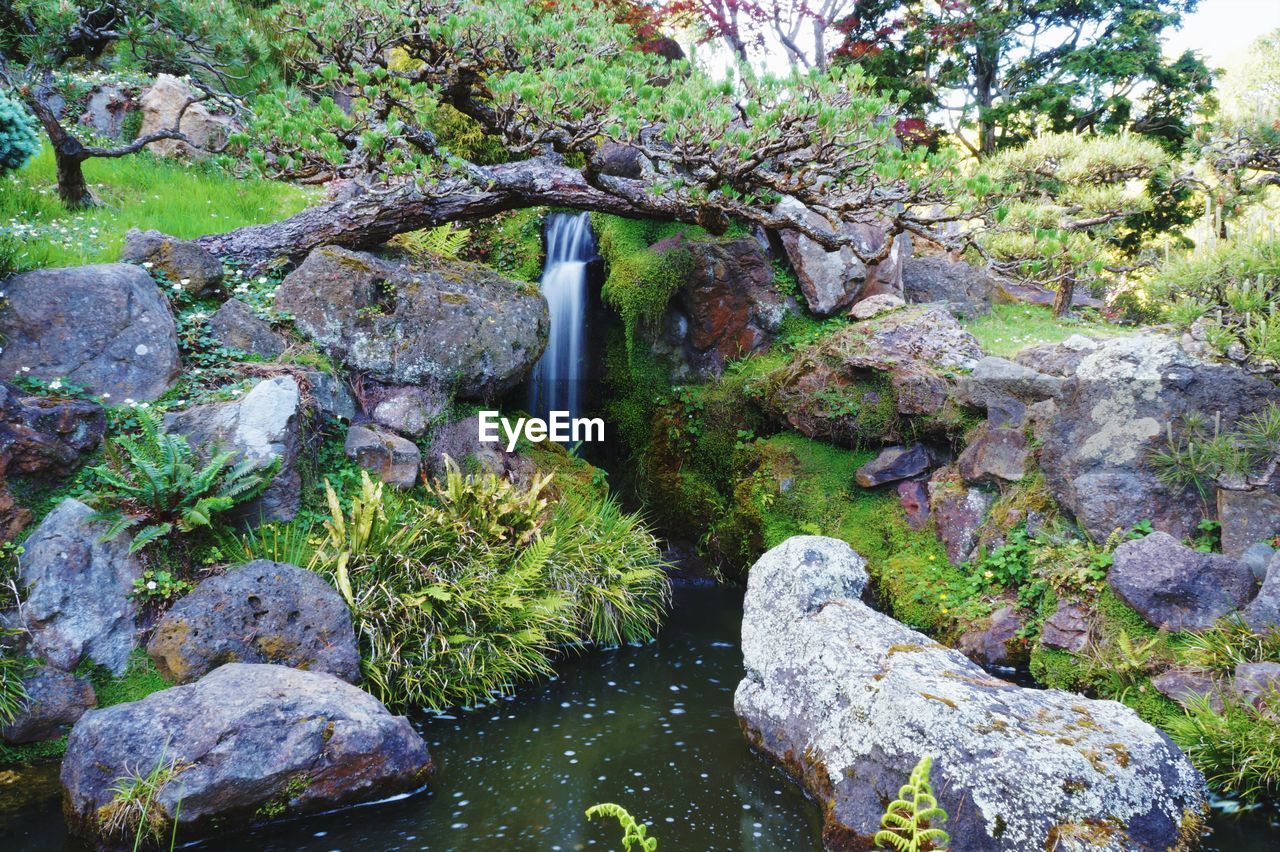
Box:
[1,586,1275,850]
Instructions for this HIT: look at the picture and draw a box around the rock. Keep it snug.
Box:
[77,84,134,140]
[986,395,1027,428]
[996,279,1104,310]
[1152,668,1223,711]
[775,197,909,316]
[61,664,433,844]
[165,377,302,524]
[956,356,1062,408]
[1243,543,1277,581]
[369,386,446,438]
[121,229,223,296]
[929,474,995,565]
[1015,335,1098,378]
[137,74,237,157]
[651,235,791,380]
[304,370,356,422]
[344,425,421,489]
[18,499,143,675]
[0,381,105,477]
[147,561,361,684]
[848,293,904,320]
[1040,601,1093,654]
[1109,532,1254,631]
[901,255,994,318]
[206,298,285,359]
[736,535,1207,852]
[424,415,535,484]
[896,480,930,530]
[1042,334,1280,541]
[276,246,547,399]
[855,444,931,488]
[959,605,1025,668]
[591,141,646,178]
[0,263,180,402]
[1218,487,1280,560]
[0,666,96,745]
[0,480,31,541]
[1243,554,1280,632]
[956,426,1029,485]
[1233,662,1280,710]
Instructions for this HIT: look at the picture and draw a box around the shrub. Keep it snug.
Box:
[0,90,40,175]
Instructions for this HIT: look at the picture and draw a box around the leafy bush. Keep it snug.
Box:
[0,90,40,175]
[874,755,950,851]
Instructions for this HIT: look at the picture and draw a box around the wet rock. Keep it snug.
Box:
[735,535,1207,852]
[0,381,105,477]
[901,255,994,318]
[147,561,361,684]
[1243,554,1280,633]
[1042,334,1280,541]
[956,356,1061,408]
[929,474,995,565]
[344,425,421,489]
[1014,335,1097,378]
[276,246,547,399]
[855,444,931,488]
[61,664,433,844]
[166,376,302,525]
[121,229,223,296]
[18,499,142,675]
[138,74,238,157]
[0,263,180,401]
[1217,487,1280,560]
[206,298,286,359]
[0,666,96,745]
[1109,531,1254,631]
[848,293,904,320]
[1040,600,1093,654]
[1152,668,1223,711]
[959,605,1025,668]
[896,480,930,530]
[956,426,1029,485]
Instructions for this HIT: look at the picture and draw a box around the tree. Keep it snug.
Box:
[834,0,1213,157]
[662,0,855,70]
[0,0,256,206]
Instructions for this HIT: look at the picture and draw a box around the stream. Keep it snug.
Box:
[2,586,1277,850]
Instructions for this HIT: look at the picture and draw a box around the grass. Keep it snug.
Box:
[1,148,312,271]
[962,303,1125,358]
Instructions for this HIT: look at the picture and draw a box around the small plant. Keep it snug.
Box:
[873,755,950,852]
[1180,616,1280,675]
[0,90,41,175]
[130,570,193,605]
[88,409,275,553]
[97,744,188,851]
[585,802,657,851]
[1167,692,1280,803]
[393,223,471,259]
[0,638,31,727]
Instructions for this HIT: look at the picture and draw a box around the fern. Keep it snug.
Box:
[586,802,657,851]
[874,756,950,852]
[394,224,471,259]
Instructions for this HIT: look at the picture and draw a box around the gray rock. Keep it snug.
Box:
[956,356,1062,408]
[146,561,361,684]
[19,499,143,675]
[276,246,547,399]
[304,370,356,422]
[1233,662,1280,709]
[901,255,994,318]
[1042,335,1280,541]
[0,263,180,401]
[0,381,105,477]
[855,444,931,488]
[1109,531,1254,631]
[165,377,302,524]
[996,279,1104,310]
[424,415,535,484]
[1243,554,1280,632]
[137,74,237,157]
[370,388,446,438]
[848,293,905,320]
[1243,543,1277,581]
[1040,600,1093,654]
[959,605,1024,668]
[207,298,286,359]
[344,425,420,489]
[0,666,96,744]
[1015,335,1098,378]
[61,663,433,844]
[957,426,1029,485]
[929,475,995,565]
[121,229,223,296]
[986,395,1027,428]
[736,536,1207,852]
[77,84,134,140]
[1152,668,1223,711]
[1217,487,1280,561]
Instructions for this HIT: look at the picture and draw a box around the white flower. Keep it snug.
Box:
[179,278,190,287]
[48,379,62,390]
[124,398,135,406]
[20,366,29,373]
[101,393,111,399]
[257,276,267,284]
[141,262,153,269]
[146,581,158,591]
[138,402,150,409]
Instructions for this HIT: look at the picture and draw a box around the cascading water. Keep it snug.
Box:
[527,211,595,424]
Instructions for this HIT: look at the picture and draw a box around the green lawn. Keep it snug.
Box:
[962,303,1127,358]
[1,149,314,270]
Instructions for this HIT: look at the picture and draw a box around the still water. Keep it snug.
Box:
[1,586,1275,850]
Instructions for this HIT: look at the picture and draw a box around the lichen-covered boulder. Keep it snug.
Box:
[1109,531,1254,632]
[735,536,1207,852]
[206,297,286,358]
[901,254,994,318]
[276,246,547,399]
[121,229,223,296]
[0,381,105,477]
[0,665,96,744]
[147,561,361,684]
[0,263,180,401]
[18,499,142,675]
[61,664,433,844]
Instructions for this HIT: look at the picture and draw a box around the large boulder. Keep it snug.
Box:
[165,376,302,524]
[276,246,547,399]
[1042,335,1280,541]
[146,561,361,684]
[735,536,1207,852]
[775,197,909,316]
[1109,532,1254,631]
[1242,553,1280,633]
[61,664,433,844]
[0,665,96,745]
[0,381,105,477]
[0,263,180,402]
[901,255,994,319]
[18,499,143,675]
[206,297,287,359]
[121,229,223,296]
[137,74,237,157]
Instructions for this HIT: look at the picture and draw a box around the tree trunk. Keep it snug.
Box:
[973,37,999,157]
[26,81,96,208]
[54,148,94,208]
[1052,278,1075,317]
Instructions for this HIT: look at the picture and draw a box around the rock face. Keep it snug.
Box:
[77,84,134,140]
[735,536,1207,852]
[0,381,105,477]
[165,376,302,524]
[19,499,143,675]
[1015,335,1098,378]
[776,197,909,316]
[1109,532,1254,631]
[901,255,993,318]
[929,475,995,565]
[1217,487,1280,560]
[0,666,96,744]
[121,229,224,296]
[1243,553,1280,632]
[276,246,547,399]
[0,263,180,401]
[956,356,1061,409]
[956,426,1029,485]
[206,298,286,359]
[1042,335,1280,541]
[855,444,931,488]
[138,74,237,157]
[61,664,433,843]
[147,561,361,684]
[1040,600,1093,653]
[344,425,421,489]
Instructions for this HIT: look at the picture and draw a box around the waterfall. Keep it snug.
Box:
[527,211,595,424]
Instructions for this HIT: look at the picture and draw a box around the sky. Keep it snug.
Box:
[1165,0,1280,66]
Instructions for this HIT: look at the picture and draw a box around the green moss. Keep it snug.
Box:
[1030,646,1089,691]
[592,214,700,345]
[80,649,171,708]
[522,441,610,504]
[0,735,68,764]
